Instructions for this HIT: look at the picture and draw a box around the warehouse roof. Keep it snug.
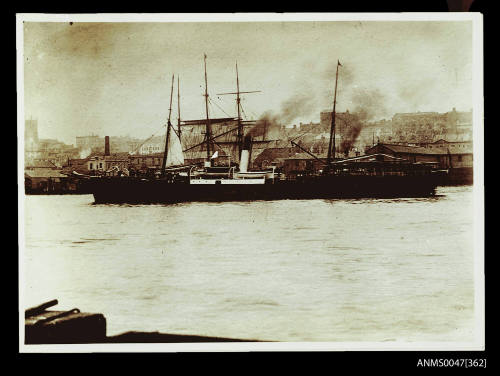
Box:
[368,143,472,155]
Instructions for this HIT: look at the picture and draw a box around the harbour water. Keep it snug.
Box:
[22,186,476,342]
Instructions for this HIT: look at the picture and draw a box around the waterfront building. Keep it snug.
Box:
[252,147,299,170]
[24,169,70,193]
[365,142,473,170]
[366,141,473,185]
[128,152,164,170]
[86,153,130,173]
[24,159,74,193]
[282,153,328,179]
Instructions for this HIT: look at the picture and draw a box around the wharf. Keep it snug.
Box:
[25,300,259,344]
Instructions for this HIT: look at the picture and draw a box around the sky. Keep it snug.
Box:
[22,18,474,145]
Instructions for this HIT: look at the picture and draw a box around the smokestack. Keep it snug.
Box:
[240,135,252,172]
[240,151,249,172]
[105,136,110,156]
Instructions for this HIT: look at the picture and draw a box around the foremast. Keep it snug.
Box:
[161,74,175,177]
[326,60,342,167]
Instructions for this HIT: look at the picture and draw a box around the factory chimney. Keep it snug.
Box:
[104,136,110,156]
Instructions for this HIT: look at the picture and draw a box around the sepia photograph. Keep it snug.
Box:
[17,13,484,352]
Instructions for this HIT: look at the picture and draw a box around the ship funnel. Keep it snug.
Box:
[240,135,252,172]
[240,150,249,172]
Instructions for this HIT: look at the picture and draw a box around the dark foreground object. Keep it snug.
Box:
[26,309,107,344]
[107,331,258,343]
[25,300,258,344]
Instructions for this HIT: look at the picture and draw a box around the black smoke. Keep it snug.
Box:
[252,61,390,154]
[248,111,281,139]
[338,114,362,157]
[338,88,388,156]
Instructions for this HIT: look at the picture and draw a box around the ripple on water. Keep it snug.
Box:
[23,186,476,342]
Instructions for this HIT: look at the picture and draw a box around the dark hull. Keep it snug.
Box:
[84,175,440,204]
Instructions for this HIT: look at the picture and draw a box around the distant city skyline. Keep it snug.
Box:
[22,17,474,145]
[25,106,473,148]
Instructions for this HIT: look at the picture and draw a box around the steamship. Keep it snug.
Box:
[80,57,445,204]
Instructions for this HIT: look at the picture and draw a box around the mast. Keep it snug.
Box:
[161,74,175,176]
[216,62,260,163]
[236,62,243,162]
[183,125,241,153]
[204,54,212,160]
[177,76,181,143]
[327,60,341,166]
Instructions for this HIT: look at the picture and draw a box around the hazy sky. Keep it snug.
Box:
[22,20,473,144]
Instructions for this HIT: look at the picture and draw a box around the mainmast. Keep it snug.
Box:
[327,60,342,166]
[161,74,175,176]
[203,54,212,160]
[217,62,260,163]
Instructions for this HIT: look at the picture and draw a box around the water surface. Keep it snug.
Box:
[23,186,476,342]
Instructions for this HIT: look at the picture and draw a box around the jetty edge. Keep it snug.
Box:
[24,300,262,344]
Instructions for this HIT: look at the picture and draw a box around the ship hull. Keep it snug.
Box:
[85,175,440,204]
